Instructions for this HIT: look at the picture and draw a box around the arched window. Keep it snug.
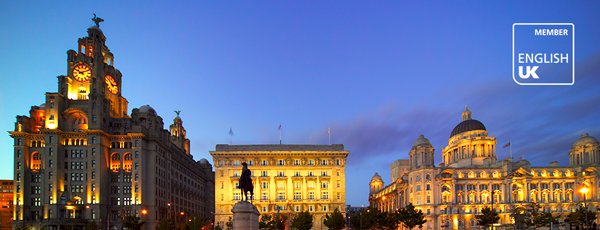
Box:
[111,153,121,171]
[123,153,132,172]
[31,152,41,170]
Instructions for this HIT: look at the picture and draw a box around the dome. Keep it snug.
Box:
[371,172,383,182]
[573,133,599,147]
[138,105,156,115]
[450,119,486,137]
[413,134,431,148]
[199,158,209,164]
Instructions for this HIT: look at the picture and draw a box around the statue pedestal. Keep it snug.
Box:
[232,201,260,230]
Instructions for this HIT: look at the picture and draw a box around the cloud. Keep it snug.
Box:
[319,51,600,206]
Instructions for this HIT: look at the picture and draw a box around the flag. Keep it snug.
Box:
[519,155,524,160]
[278,124,281,130]
[503,142,511,148]
[229,126,234,136]
[327,127,330,134]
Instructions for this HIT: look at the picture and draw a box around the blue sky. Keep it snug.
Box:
[1,1,599,207]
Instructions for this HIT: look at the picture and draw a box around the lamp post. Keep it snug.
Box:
[580,187,589,230]
[167,203,172,230]
[180,212,185,230]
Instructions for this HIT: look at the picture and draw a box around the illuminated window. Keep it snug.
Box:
[110,153,120,171]
[123,153,132,172]
[308,181,315,189]
[322,192,329,199]
[308,192,315,200]
[294,192,302,200]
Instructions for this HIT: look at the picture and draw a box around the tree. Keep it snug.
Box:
[272,214,287,230]
[225,217,233,230]
[185,215,206,230]
[520,202,558,228]
[259,214,272,230]
[214,224,223,230]
[398,203,427,230]
[291,211,313,230]
[475,206,499,229]
[13,223,31,230]
[566,205,597,229]
[157,218,175,230]
[84,221,100,230]
[323,208,346,230]
[123,215,146,230]
[377,211,399,230]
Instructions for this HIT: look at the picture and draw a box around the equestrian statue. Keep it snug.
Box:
[237,162,254,202]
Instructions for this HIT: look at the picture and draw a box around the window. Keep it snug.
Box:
[277,192,285,200]
[321,182,329,189]
[295,205,301,212]
[337,181,341,188]
[16,173,21,181]
[278,171,285,177]
[322,205,328,211]
[49,172,53,179]
[308,160,314,165]
[49,184,53,191]
[322,192,329,199]
[233,160,240,166]
[426,184,431,190]
[294,181,302,189]
[337,193,340,199]
[417,185,421,191]
[262,160,267,166]
[91,172,96,179]
[322,160,328,165]
[49,160,53,168]
[17,162,21,170]
[294,171,301,176]
[294,159,300,165]
[92,115,97,122]
[336,160,340,165]
[17,150,21,158]
[248,160,253,166]
[135,140,139,147]
[427,195,431,203]
[261,171,268,177]
[308,205,314,212]
[277,182,285,189]
[308,192,315,200]
[261,192,268,201]
[417,196,421,204]
[308,181,315,189]
[278,160,285,166]
[91,160,96,168]
[321,171,329,176]
[261,206,267,212]
[294,192,302,200]
[261,182,268,189]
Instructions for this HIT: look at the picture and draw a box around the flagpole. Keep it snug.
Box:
[230,126,232,145]
[279,123,282,145]
[328,127,331,145]
[510,140,512,160]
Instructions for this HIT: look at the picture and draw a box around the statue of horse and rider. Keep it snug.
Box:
[238,162,254,202]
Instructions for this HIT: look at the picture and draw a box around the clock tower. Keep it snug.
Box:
[51,24,128,132]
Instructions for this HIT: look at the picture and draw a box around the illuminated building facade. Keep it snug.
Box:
[369,107,600,230]
[0,180,14,230]
[210,144,349,230]
[9,24,214,230]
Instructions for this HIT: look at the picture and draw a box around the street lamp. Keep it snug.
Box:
[180,212,185,230]
[580,187,589,230]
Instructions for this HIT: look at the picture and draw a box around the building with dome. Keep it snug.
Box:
[9,23,214,230]
[369,106,600,229]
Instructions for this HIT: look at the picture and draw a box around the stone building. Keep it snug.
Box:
[0,180,14,230]
[9,23,214,230]
[369,106,600,229]
[210,144,349,230]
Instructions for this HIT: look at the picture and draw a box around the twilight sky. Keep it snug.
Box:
[1,1,599,207]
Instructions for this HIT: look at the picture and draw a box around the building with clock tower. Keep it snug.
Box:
[9,22,214,230]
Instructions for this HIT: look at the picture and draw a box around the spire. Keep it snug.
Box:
[462,105,472,121]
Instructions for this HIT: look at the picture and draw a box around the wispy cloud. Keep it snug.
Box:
[319,51,600,205]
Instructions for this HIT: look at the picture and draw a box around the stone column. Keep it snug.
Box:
[232,201,260,230]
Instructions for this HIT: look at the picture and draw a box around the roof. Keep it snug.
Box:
[214,144,345,152]
[450,119,486,137]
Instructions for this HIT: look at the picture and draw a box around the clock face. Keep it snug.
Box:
[73,65,91,82]
[105,75,118,94]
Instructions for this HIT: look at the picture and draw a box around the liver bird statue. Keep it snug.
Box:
[92,13,104,27]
